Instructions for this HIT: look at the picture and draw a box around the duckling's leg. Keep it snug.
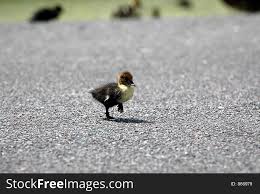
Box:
[105,106,114,119]
[118,103,123,113]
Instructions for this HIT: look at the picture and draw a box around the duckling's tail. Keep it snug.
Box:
[88,88,94,94]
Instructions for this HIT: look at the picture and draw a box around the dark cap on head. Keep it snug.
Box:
[117,71,135,86]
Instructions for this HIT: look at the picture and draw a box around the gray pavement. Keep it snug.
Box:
[0,15,259,173]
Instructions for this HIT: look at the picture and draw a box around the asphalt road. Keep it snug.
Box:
[0,16,259,173]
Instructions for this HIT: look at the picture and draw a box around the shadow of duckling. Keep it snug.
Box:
[30,4,63,23]
[104,117,153,124]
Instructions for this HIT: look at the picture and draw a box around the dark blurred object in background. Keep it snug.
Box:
[112,6,139,18]
[30,5,63,22]
[177,0,193,9]
[112,0,142,19]
[133,0,142,8]
[151,7,161,18]
[222,0,260,12]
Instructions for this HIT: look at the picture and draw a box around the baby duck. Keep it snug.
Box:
[30,4,63,22]
[89,71,136,119]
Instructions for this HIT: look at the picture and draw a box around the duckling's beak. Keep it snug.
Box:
[128,80,136,87]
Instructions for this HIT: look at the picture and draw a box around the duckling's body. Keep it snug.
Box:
[222,0,260,12]
[111,0,141,19]
[90,71,135,119]
[30,5,63,22]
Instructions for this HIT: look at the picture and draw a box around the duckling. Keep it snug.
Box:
[222,0,260,12]
[111,0,141,19]
[151,7,161,18]
[89,71,136,120]
[177,0,192,9]
[30,4,63,22]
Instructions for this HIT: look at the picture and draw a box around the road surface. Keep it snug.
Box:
[0,15,259,172]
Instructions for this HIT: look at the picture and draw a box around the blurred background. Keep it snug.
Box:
[1,0,260,22]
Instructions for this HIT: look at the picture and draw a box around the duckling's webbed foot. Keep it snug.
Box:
[118,103,124,113]
[106,115,114,120]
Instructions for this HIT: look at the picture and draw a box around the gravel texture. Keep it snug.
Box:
[0,15,259,173]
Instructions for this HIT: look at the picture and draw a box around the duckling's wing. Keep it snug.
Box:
[106,83,121,101]
[90,83,121,104]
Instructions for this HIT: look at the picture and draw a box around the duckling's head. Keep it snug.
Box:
[117,71,136,87]
[54,5,63,13]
